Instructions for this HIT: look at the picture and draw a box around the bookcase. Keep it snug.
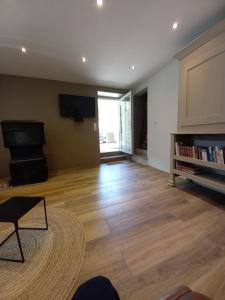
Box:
[169,133,225,194]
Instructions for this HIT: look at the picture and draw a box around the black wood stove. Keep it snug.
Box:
[1,121,48,186]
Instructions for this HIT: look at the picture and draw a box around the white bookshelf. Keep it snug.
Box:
[173,155,225,171]
[169,133,225,194]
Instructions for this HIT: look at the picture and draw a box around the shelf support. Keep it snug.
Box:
[169,134,176,187]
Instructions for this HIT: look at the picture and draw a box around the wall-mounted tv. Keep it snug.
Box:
[59,94,95,122]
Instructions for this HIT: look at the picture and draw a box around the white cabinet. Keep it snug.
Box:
[176,20,225,133]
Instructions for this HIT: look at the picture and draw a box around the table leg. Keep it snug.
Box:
[43,198,48,230]
[18,197,48,231]
[15,222,25,263]
[0,223,25,263]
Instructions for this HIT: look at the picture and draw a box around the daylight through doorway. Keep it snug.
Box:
[98,98,120,153]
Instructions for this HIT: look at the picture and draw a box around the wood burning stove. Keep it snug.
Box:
[1,121,48,186]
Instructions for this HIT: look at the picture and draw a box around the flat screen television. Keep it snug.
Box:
[59,94,95,122]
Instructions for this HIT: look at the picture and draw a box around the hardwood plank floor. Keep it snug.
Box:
[1,161,225,300]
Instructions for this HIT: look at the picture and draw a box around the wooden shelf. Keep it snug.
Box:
[173,155,225,171]
[169,134,225,194]
[173,169,225,194]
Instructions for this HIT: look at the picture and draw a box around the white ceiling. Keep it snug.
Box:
[0,0,225,89]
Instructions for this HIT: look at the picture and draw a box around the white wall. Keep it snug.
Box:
[133,59,179,173]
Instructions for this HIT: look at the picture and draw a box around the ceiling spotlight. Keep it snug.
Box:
[82,57,87,63]
[172,22,178,30]
[132,65,135,71]
[97,0,103,7]
[21,47,27,53]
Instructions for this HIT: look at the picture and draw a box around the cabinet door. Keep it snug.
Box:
[179,32,225,127]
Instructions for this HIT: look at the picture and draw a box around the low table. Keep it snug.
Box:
[0,196,48,263]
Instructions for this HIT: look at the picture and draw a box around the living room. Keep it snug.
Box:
[1,1,225,300]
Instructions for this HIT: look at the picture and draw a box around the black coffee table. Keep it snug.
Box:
[0,196,48,263]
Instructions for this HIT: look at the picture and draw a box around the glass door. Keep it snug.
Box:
[119,91,133,154]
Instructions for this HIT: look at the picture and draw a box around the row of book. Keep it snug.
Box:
[175,162,202,175]
[175,143,225,164]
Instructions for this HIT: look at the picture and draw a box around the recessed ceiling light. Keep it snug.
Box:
[82,56,87,63]
[172,22,178,30]
[97,0,103,7]
[132,65,135,70]
[21,47,27,53]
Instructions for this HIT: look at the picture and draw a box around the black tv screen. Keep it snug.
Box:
[59,94,95,121]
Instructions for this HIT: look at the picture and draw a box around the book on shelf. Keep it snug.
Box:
[175,162,203,175]
[175,142,225,164]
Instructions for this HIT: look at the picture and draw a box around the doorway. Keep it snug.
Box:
[98,98,120,153]
[132,90,148,165]
[97,91,133,156]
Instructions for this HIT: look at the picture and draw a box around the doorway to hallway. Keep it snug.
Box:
[132,89,148,165]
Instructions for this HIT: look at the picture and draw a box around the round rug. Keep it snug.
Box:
[0,207,85,300]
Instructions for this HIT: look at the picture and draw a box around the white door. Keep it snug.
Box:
[119,91,133,154]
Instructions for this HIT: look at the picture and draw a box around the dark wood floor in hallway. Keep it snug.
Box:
[1,161,225,300]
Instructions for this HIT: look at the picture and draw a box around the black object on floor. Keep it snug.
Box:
[1,121,48,186]
[0,196,48,263]
[72,276,121,300]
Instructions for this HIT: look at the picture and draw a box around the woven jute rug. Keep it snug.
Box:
[0,207,86,300]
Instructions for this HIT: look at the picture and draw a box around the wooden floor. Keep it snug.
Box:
[1,162,225,300]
